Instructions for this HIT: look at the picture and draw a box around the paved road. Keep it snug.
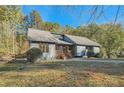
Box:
[0,58,124,64]
[39,58,124,63]
[67,58,124,63]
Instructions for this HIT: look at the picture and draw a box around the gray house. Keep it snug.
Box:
[27,28,101,59]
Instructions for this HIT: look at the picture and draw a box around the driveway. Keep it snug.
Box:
[0,58,124,64]
[38,58,124,64]
[67,58,124,63]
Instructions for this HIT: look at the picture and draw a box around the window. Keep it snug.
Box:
[39,43,49,52]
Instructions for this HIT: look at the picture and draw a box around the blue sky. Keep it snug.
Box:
[21,5,124,27]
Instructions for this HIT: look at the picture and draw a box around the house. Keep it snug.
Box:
[27,28,101,59]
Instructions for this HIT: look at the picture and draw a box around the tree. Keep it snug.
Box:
[99,24,124,58]
[63,25,74,34]
[52,23,60,32]
[29,10,42,29]
[0,6,23,55]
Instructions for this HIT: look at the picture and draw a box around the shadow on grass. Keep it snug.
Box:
[0,59,27,72]
[0,66,18,71]
[8,59,27,64]
[24,61,124,76]
[0,47,42,72]
[0,59,124,76]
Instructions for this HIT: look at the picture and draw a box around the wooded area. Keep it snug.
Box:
[0,5,124,58]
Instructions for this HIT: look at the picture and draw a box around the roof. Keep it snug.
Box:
[28,28,72,45]
[65,34,101,47]
[27,28,57,43]
[27,28,101,47]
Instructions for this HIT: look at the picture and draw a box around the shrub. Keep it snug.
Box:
[26,47,42,63]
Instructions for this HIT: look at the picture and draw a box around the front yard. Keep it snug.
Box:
[0,60,124,87]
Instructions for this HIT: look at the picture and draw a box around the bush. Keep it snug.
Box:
[26,47,42,63]
[94,53,101,58]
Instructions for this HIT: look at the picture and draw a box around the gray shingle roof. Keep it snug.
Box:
[28,28,57,43]
[27,28,101,47]
[28,28,72,45]
[65,34,101,47]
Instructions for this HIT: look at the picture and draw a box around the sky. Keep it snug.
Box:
[21,5,124,28]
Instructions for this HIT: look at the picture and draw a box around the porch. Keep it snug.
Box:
[55,44,74,59]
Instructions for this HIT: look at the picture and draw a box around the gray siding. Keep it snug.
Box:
[30,42,56,59]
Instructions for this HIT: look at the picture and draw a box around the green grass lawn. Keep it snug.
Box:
[0,60,124,87]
